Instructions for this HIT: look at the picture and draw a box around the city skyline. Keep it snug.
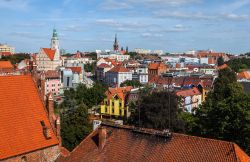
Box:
[1,0,250,54]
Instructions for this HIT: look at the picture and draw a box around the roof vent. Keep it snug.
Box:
[40,121,52,139]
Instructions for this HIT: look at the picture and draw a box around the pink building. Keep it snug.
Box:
[44,70,62,96]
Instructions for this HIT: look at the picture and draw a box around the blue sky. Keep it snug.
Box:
[0,0,250,54]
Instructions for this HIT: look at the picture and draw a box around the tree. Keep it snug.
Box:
[120,80,142,88]
[129,91,186,132]
[227,58,250,72]
[217,56,224,66]
[0,54,30,65]
[193,68,250,154]
[60,83,106,151]
[84,62,96,73]
[61,103,92,151]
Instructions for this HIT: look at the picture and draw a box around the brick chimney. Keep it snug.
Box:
[98,127,107,150]
[40,72,46,102]
[56,117,62,146]
[47,92,55,129]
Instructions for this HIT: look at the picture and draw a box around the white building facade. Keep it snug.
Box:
[36,29,61,71]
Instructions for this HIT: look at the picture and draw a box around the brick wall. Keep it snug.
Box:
[2,145,60,162]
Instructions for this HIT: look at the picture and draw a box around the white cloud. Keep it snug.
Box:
[62,25,85,32]
[154,11,214,20]
[99,0,201,10]
[221,0,250,12]
[100,0,132,10]
[0,0,29,11]
[141,32,163,37]
[154,11,250,21]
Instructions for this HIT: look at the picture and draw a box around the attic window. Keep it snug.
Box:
[40,120,52,140]
[114,95,119,100]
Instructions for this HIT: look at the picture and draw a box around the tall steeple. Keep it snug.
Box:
[113,34,119,52]
[51,28,60,60]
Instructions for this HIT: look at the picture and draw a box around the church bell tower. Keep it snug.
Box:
[113,34,119,52]
[51,28,60,60]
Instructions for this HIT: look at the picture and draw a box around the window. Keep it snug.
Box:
[67,77,70,87]
[119,109,122,115]
[105,107,107,113]
[112,108,114,113]
[119,102,122,107]
[112,102,114,107]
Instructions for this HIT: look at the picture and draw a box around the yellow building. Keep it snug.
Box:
[0,44,15,54]
[101,86,132,118]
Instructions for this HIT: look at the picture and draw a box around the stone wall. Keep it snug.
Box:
[2,145,60,162]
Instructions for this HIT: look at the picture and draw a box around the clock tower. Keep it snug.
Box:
[51,28,60,60]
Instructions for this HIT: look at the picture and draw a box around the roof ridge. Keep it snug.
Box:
[101,122,237,146]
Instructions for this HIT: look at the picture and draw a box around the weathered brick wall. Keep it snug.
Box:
[1,145,60,162]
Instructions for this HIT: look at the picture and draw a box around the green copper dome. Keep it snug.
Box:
[52,28,58,38]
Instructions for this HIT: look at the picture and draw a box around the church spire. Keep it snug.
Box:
[113,34,119,52]
[52,28,58,39]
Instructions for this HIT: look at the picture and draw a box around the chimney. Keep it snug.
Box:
[56,117,62,146]
[40,72,46,102]
[98,127,107,150]
[47,93,55,129]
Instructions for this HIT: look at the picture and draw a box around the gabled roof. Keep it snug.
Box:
[237,71,250,80]
[97,63,111,69]
[0,75,59,160]
[176,87,201,97]
[108,65,130,73]
[60,123,249,162]
[148,62,166,70]
[148,62,160,70]
[0,61,13,69]
[106,86,133,100]
[42,48,56,61]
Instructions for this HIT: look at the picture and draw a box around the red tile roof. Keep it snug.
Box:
[217,64,228,70]
[237,71,250,80]
[149,76,213,89]
[148,62,159,70]
[0,52,12,56]
[43,48,56,61]
[176,87,201,97]
[197,51,226,58]
[0,75,59,160]
[60,147,70,157]
[45,70,60,78]
[97,63,111,69]
[66,67,82,73]
[108,65,130,73]
[60,123,249,162]
[106,86,133,100]
[0,61,13,69]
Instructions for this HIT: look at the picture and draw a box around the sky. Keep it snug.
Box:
[0,0,250,54]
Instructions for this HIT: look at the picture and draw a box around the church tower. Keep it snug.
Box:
[113,34,119,52]
[51,28,60,60]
